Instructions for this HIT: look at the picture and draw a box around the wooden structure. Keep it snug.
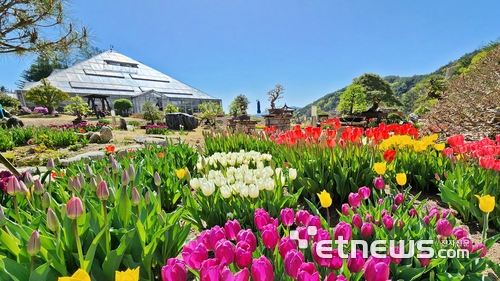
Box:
[85,94,112,117]
[228,115,258,133]
[262,104,295,132]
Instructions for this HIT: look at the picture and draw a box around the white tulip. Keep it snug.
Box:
[200,181,215,196]
[248,184,259,198]
[289,168,297,180]
[196,162,203,171]
[244,172,254,185]
[265,178,275,191]
[239,185,249,197]
[190,178,201,190]
[257,161,264,170]
[257,179,266,190]
[220,185,232,198]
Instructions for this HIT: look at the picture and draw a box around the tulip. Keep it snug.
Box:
[383,149,396,162]
[279,236,297,258]
[280,208,295,226]
[200,180,215,196]
[361,222,373,238]
[458,237,473,252]
[365,214,374,222]
[224,219,241,240]
[261,224,279,249]
[382,215,393,230]
[324,273,338,281]
[475,194,495,213]
[452,227,468,240]
[176,168,188,180]
[394,193,404,205]
[436,219,452,237]
[347,249,365,273]
[67,197,84,220]
[333,222,352,241]
[89,177,97,191]
[317,190,333,208]
[408,209,418,217]
[389,246,402,264]
[235,241,253,268]
[128,164,136,182]
[297,262,320,281]
[111,160,120,174]
[46,158,55,171]
[18,180,29,195]
[72,176,82,193]
[144,191,151,205]
[422,216,430,226]
[209,225,226,250]
[352,214,363,229]
[27,230,40,257]
[312,242,330,267]
[373,162,386,175]
[58,269,91,281]
[472,243,487,257]
[289,168,297,180]
[418,252,431,267]
[307,216,322,229]
[214,239,235,266]
[284,249,305,278]
[162,258,187,281]
[237,229,257,252]
[121,169,130,185]
[115,267,139,281]
[251,256,274,281]
[154,171,161,186]
[23,172,34,188]
[378,198,384,205]
[85,164,94,178]
[46,208,59,232]
[348,192,361,208]
[341,203,350,215]
[328,249,344,270]
[254,208,272,231]
[190,178,200,190]
[373,177,385,190]
[296,210,311,226]
[182,240,208,270]
[396,173,407,186]
[233,268,250,281]
[358,186,371,200]
[131,187,141,206]
[42,192,51,209]
[441,209,453,218]
[364,256,390,281]
[33,179,44,195]
[97,180,109,200]
[6,176,20,196]
[248,184,259,198]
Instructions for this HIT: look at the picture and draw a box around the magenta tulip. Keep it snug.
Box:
[389,246,402,264]
[251,256,274,281]
[214,239,235,266]
[382,215,393,230]
[297,262,320,281]
[441,209,453,218]
[233,268,250,281]
[365,214,374,222]
[197,230,210,247]
[452,227,468,240]
[208,225,226,250]
[237,229,257,252]
[352,214,362,229]
[408,209,418,217]
[200,259,221,281]
[423,216,430,226]
[358,186,371,200]
[394,193,404,205]
[162,258,187,281]
[235,241,253,268]
[436,219,452,237]
[313,228,331,243]
[324,273,337,281]
[472,244,487,257]
[312,242,330,267]
[307,216,321,229]
[224,219,241,241]
[296,210,311,226]
[66,197,83,220]
[327,249,343,270]
[347,249,365,273]
[335,276,348,281]
[333,222,352,241]
[254,208,272,231]
[348,192,361,208]
[458,237,473,252]
[361,222,374,238]
[418,252,431,266]
[181,240,208,270]
[373,177,385,190]
[279,236,297,258]
[284,249,305,278]
[341,203,350,215]
[261,224,279,249]
[280,208,295,226]
[363,256,390,281]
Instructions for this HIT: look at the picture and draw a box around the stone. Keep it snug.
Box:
[85,132,94,139]
[6,116,24,128]
[119,118,128,130]
[59,152,106,167]
[165,113,198,130]
[2,109,11,118]
[89,133,101,143]
[100,126,113,143]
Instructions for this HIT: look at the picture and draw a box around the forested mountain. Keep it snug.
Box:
[295,40,499,119]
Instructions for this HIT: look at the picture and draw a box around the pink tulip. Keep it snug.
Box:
[251,256,274,281]
[436,219,452,237]
[233,268,250,281]
[6,176,20,196]
[429,208,441,220]
[341,204,350,216]
[214,239,235,266]
[284,249,304,278]
[261,224,279,249]
[312,242,330,267]
[209,225,226,250]
[348,193,361,208]
[458,237,473,252]
[381,210,389,217]
[297,226,310,241]
[408,209,418,217]
[382,215,393,230]
[66,197,83,220]
[352,214,362,229]
[162,258,187,281]
[97,180,109,200]
[364,256,390,281]
[335,276,348,281]
[280,208,295,226]
[441,209,453,218]
[307,216,321,229]
[237,229,257,252]
[422,216,430,226]
[361,222,373,238]
[358,186,371,200]
[418,252,431,266]
[279,236,297,258]
[224,219,241,241]
[324,273,337,281]
[297,262,320,281]
[181,240,208,270]
[333,222,352,241]
[313,228,331,243]
[392,204,398,213]
[373,177,385,190]
[200,259,221,281]
[389,246,402,264]
[472,244,487,257]
[365,214,374,222]
[452,227,468,240]
[296,210,311,226]
[394,193,404,205]
[378,198,384,205]
[197,230,210,246]
[327,249,343,270]
[235,241,253,268]
[254,208,272,231]
[347,249,365,273]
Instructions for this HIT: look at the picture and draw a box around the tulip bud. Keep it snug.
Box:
[131,187,141,206]
[108,154,115,165]
[0,205,6,227]
[144,191,151,205]
[46,158,55,171]
[6,176,20,196]
[128,164,136,182]
[46,208,59,232]
[154,172,161,187]
[436,219,452,237]
[68,177,74,190]
[418,252,431,266]
[85,164,94,178]
[394,193,404,205]
[27,230,40,257]
[341,203,350,216]
[361,222,373,238]
[111,160,120,174]
[373,177,385,190]
[23,172,34,188]
[289,168,297,180]
[89,177,98,191]
[66,197,84,220]
[42,192,51,209]
[72,176,82,193]
[60,203,67,219]
[104,167,110,176]
[121,169,130,185]
[79,173,85,187]
[18,180,29,196]
[158,211,166,225]
[97,180,109,200]
[352,214,362,228]
[33,179,44,195]
[96,173,104,185]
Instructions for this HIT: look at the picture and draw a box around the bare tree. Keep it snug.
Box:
[422,46,500,139]
[0,0,87,56]
[268,84,284,109]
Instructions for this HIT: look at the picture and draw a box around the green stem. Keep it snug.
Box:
[13,196,21,224]
[157,186,162,212]
[482,212,489,243]
[327,208,330,227]
[122,185,127,225]
[73,220,84,268]
[102,200,110,253]
[30,256,35,273]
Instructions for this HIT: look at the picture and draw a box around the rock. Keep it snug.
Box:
[59,152,106,167]
[2,109,11,118]
[100,126,113,143]
[89,133,101,143]
[119,118,127,130]
[165,113,198,130]
[85,132,94,139]
[6,116,24,128]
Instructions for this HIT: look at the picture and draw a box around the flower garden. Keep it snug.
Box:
[1,118,500,281]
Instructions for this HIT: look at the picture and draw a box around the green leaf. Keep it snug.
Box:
[28,262,51,281]
[2,258,29,281]
[81,226,106,272]
[0,229,21,256]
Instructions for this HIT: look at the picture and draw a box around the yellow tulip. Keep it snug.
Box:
[373,162,387,175]
[176,167,188,179]
[58,269,91,281]
[115,267,140,281]
[434,143,445,151]
[475,195,495,213]
[317,190,332,208]
[396,173,407,186]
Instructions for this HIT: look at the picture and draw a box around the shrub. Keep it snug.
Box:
[24,79,69,114]
[142,101,162,124]
[113,98,133,116]
[164,104,178,113]
[98,119,111,125]
[128,121,140,127]
[0,92,20,107]
[64,96,91,120]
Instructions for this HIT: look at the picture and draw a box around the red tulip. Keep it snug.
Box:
[447,134,465,147]
[162,258,187,281]
[251,256,274,281]
[479,156,495,169]
[235,241,253,268]
[66,197,83,220]
[280,208,295,226]
[224,219,241,241]
[383,149,396,162]
[284,249,304,278]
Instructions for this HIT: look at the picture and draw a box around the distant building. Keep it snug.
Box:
[17,50,221,114]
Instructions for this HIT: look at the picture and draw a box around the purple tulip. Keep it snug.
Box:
[394,193,404,205]
[408,209,418,217]
[452,227,468,240]
[208,225,226,250]
[313,228,331,243]
[382,215,394,230]
[254,208,272,231]
[237,229,257,252]
[363,256,390,281]
[472,244,487,257]
[347,249,365,273]
[297,262,320,281]
[373,177,385,190]
[458,237,473,252]
[307,216,322,229]
[423,216,430,226]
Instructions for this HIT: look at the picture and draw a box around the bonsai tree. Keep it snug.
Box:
[337,84,368,115]
[353,73,401,112]
[113,98,133,116]
[142,101,162,124]
[164,104,179,113]
[24,79,69,114]
[199,101,223,126]
[229,94,250,116]
[267,84,284,109]
[64,96,91,121]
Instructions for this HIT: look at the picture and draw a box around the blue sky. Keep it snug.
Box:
[1,1,499,113]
